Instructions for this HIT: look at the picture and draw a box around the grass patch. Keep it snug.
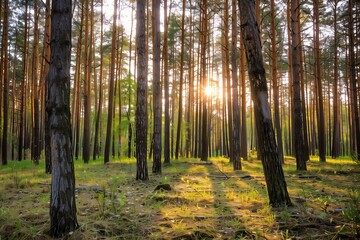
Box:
[0,156,359,239]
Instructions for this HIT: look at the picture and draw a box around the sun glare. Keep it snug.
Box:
[205,86,215,97]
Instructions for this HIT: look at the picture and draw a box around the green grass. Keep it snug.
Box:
[0,156,359,239]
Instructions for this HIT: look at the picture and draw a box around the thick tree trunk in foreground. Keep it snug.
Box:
[48,0,78,237]
[238,0,292,207]
[136,0,149,180]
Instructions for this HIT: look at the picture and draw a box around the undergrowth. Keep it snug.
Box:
[0,156,359,239]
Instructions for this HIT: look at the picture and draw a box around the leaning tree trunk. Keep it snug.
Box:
[48,0,79,237]
[238,0,292,207]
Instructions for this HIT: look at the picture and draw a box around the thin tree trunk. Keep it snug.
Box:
[200,0,208,162]
[163,0,170,164]
[31,0,40,164]
[349,0,360,161]
[104,0,118,164]
[1,0,9,165]
[225,0,234,162]
[93,0,104,161]
[83,0,91,163]
[18,0,29,161]
[331,1,340,158]
[232,0,241,170]
[41,0,51,173]
[271,0,284,164]
[314,0,326,162]
[240,38,247,160]
[175,0,186,160]
[152,0,161,173]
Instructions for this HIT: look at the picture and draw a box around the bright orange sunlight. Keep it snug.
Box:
[205,85,215,97]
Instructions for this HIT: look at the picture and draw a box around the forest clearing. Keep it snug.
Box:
[0,0,360,238]
[0,156,359,239]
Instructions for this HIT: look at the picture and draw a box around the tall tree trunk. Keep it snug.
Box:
[48,0,79,236]
[18,0,29,161]
[314,0,326,162]
[31,0,40,164]
[93,0,104,161]
[271,0,284,164]
[163,0,170,164]
[72,0,84,161]
[331,0,340,158]
[200,0,208,162]
[232,0,241,170]
[240,38,248,160]
[291,0,307,170]
[238,0,292,207]
[42,0,51,173]
[136,0,149,180]
[175,0,186,160]
[82,0,91,163]
[349,0,360,161]
[1,0,9,165]
[152,0,161,173]
[225,0,234,162]
[104,0,118,164]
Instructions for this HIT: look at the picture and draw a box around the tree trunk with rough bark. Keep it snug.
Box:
[136,0,149,180]
[238,0,292,207]
[48,0,79,236]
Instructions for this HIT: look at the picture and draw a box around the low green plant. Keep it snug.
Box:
[11,168,23,189]
[96,185,107,218]
[344,189,360,237]
[278,205,292,224]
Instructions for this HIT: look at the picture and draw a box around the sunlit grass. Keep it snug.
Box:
[0,155,359,239]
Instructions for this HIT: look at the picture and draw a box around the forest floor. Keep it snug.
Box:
[0,155,359,239]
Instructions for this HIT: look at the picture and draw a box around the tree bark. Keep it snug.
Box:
[93,0,104,161]
[152,0,162,173]
[231,0,241,170]
[31,0,40,164]
[331,0,340,158]
[1,0,9,165]
[104,0,118,164]
[136,0,149,180]
[200,0,209,162]
[271,0,284,164]
[175,0,186,160]
[348,0,360,161]
[314,0,326,162]
[238,0,292,207]
[82,0,91,164]
[163,0,170,164]
[18,0,29,162]
[48,0,79,236]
